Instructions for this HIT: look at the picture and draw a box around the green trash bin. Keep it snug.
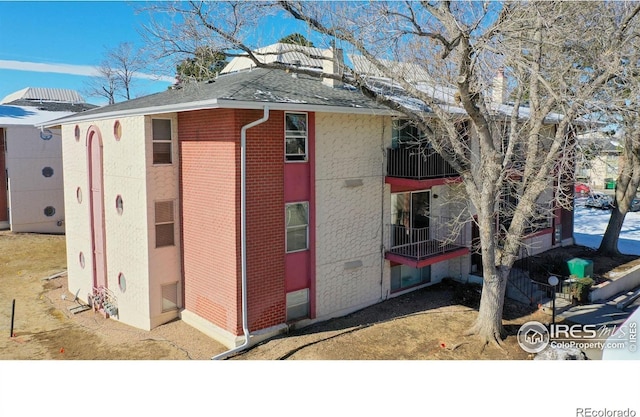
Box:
[605,178,616,189]
[567,258,593,278]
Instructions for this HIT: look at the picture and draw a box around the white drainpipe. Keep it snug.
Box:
[212,106,270,360]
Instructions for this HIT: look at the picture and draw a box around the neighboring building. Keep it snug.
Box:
[0,88,95,232]
[576,130,623,190]
[47,46,574,348]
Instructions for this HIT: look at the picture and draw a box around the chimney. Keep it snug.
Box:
[322,47,344,88]
[492,67,507,104]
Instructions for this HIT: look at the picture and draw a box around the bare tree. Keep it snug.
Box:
[85,42,147,103]
[141,1,640,346]
[598,104,640,255]
[85,61,118,105]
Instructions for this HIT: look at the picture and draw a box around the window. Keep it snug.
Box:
[286,288,309,321]
[286,202,309,252]
[162,283,178,312]
[285,113,307,161]
[155,200,175,247]
[391,265,431,292]
[114,120,122,141]
[392,119,426,148]
[152,119,172,164]
[115,195,123,215]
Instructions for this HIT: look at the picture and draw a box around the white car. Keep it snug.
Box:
[585,193,614,209]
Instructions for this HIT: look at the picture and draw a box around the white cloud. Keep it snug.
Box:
[0,60,174,82]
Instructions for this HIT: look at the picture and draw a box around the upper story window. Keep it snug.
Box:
[286,202,309,253]
[392,119,426,148]
[285,112,307,162]
[152,119,172,165]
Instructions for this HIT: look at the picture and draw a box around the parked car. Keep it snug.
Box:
[630,198,640,212]
[585,193,614,209]
[575,182,591,194]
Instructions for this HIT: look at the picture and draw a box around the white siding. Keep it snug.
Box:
[5,125,65,233]
[62,117,154,330]
[314,113,390,318]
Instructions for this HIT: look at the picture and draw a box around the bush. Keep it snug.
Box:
[571,277,595,304]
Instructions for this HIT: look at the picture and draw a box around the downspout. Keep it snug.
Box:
[212,106,270,360]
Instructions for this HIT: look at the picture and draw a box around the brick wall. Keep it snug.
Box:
[179,108,285,335]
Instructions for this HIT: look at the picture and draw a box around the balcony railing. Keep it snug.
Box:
[387,217,468,260]
[386,147,458,180]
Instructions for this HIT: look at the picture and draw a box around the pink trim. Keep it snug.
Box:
[308,112,316,319]
[386,176,462,192]
[87,126,107,290]
[385,247,469,268]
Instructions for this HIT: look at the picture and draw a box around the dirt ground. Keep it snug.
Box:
[1,230,636,361]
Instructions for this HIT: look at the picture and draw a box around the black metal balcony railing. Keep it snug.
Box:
[388,217,467,260]
[386,147,458,180]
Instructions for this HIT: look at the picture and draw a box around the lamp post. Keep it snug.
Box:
[548,275,559,326]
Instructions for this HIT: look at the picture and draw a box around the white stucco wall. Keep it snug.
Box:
[314,113,391,319]
[5,125,65,233]
[62,117,154,330]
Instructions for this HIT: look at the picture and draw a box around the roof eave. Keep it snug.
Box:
[44,98,400,127]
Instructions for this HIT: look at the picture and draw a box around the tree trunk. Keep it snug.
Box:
[598,143,640,256]
[598,206,626,256]
[466,267,509,344]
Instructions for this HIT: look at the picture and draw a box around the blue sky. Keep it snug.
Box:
[0,1,177,105]
[0,1,318,106]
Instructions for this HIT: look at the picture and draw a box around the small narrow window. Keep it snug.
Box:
[285,113,307,162]
[74,125,80,142]
[115,195,123,215]
[114,120,122,141]
[286,202,309,253]
[155,200,175,247]
[118,273,126,292]
[152,119,172,164]
[76,187,82,204]
[79,252,85,269]
[162,283,178,312]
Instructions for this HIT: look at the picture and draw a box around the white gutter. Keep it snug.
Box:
[43,99,397,128]
[212,106,270,360]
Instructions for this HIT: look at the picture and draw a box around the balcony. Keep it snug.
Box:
[386,147,459,180]
[386,218,469,268]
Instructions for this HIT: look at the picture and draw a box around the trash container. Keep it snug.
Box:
[567,258,593,278]
[605,178,616,189]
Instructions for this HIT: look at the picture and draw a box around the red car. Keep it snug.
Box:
[575,183,591,194]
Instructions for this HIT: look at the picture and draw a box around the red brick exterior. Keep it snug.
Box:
[179,108,286,336]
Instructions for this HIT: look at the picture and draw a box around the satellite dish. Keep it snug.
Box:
[548,276,559,286]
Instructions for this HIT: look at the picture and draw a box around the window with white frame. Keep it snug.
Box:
[155,200,175,247]
[152,119,172,164]
[285,112,307,161]
[286,202,309,252]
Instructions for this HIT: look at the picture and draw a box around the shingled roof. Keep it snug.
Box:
[47,68,394,126]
